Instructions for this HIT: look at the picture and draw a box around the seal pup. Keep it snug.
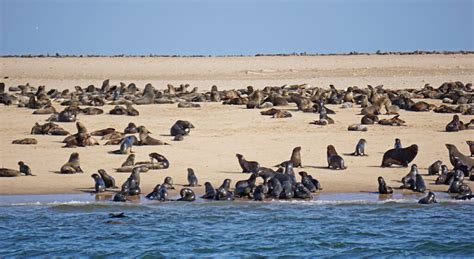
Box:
[60,152,83,174]
[97,169,117,188]
[418,192,437,204]
[186,168,199,187]
[177,188,196,201]
[18,161,34,176]
[350,139,367,156]
[162,176,175,190]
[381,144,418,167]
[235,173,258,198]
[12,138,38,145]
[445,144,473,170]
[394,138,402,149]
[377,176,393,194]
[327,145,346,170]
[445,115,464,132]
[414,173,426,193]
[428,160,443,175]
[467,141,474,157]
[137,126,168,145]
[146,184,168,201]
[113,136,138,154]
[91,173,106,193]
[170,120,195,136]
[123,123,138,134]
[113,185,129,202]
[121,154,135,167]
[236,154,260,174]
[202,182,216,199]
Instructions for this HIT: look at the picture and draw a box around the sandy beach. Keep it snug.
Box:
[0,54,473,196]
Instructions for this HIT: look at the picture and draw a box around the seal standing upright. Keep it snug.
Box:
[186,168,198,187]
[377,176,393,194]
[381,144,418,167]
[91,173,106,193]
[351,139,367,156]
[98,169,117,188]
[60,152,83,174]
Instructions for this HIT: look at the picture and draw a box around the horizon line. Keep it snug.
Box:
[1,50,473,58]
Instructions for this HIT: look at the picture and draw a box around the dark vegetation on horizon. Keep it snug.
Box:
[1,50,473,58]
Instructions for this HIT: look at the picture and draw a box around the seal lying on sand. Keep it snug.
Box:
[60,152,83,174]
[12,138,38,145]
[381,144,418,167]
[0,168,22,177]
[137,126,168,145]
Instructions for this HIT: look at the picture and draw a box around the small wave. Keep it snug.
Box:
[9,200,92,206]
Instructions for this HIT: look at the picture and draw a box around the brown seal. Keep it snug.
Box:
[137,126,168,145]
[361,114,379,125]
[60,152,84,174]
[381,144,418,167]
[63,122,99,147]
[290,147,302,167]
[445,115,465,132]
[12,138,38,145]
[0,168,22,177]
[445,144,473,170]
[467,141,474,157]
[90,128,116,136]
[124,123,138,134]
[378,115,405,126]
[327,145,346,170]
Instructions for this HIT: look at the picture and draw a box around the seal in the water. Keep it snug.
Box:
[91,173,106,193]
[186,168,198,187]
[377,176,393,194]
[177,188,196,201]
[445,115,464,132]
[18,161,34,176]
[236,154,260,174]
[202,182,216,199]
[418,191,437,204]
[428,160,443,175]
[98,169,117,188]
[253,185,266,201]
[170,120,195,136]
[381,144,418,167]
[350,139,367,156]
[327,145,346,170]
[145,184,168,201]
[113,185,129,202]
[60,152,83,174]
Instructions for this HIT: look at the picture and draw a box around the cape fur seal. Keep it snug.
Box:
[97,169,117,188]
[91,173,106,193]
[381,144,418,167]
[60,152,83,174]
[170,120,195,136]
[18,161,34,176]
[177,188,196,201]
[350,139,367,156]
[418,192,437,204]
[327,145,346,170]
[12,138,37,145]
[377,176,393,194]
[137,126,168,145]
[236,154,260,174]
[445,144,473,170]
[186,168,199,187]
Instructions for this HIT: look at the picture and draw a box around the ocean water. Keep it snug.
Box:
[1,193,473,257]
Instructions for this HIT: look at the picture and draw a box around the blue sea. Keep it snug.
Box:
[1,192,473,257]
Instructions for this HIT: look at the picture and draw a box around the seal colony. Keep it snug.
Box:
[0,77,473,203]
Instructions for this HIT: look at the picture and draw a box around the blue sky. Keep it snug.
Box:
[0,0,472,55]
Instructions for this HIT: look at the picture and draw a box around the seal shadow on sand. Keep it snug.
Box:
[217,170,249,175]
